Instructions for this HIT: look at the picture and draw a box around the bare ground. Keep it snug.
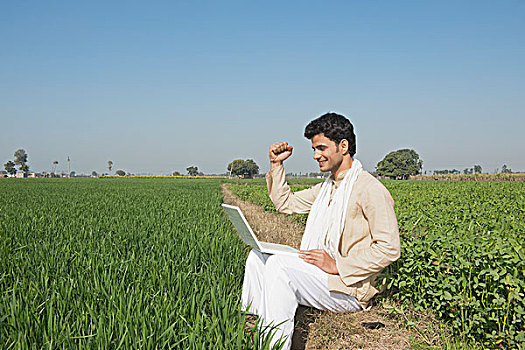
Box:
[222,184,449,350]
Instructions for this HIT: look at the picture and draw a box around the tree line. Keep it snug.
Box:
[3,148,516,179]
[373,149,515,179]
[172,160,260,178]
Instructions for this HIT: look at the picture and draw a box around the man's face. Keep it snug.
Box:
[311,133,344,174]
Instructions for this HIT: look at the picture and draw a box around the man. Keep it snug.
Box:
[241,112,400,349]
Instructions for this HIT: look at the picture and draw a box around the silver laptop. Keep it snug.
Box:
[221,203,299,257]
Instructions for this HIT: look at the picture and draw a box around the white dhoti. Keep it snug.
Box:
[242,249,362,350]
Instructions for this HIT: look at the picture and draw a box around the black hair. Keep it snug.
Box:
[304,112,356,157]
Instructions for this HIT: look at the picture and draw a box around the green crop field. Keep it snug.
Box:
[230,180,525,348]
[2,178,524,349]
[0,178,275,349]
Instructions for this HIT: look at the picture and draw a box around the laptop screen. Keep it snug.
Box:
[221,204,261,250]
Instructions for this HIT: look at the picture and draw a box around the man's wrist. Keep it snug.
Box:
[270,161,283,170]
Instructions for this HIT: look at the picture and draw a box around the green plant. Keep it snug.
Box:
[0,178,277,348]
[229,180,525,348]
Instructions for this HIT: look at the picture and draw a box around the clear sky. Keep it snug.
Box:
[2,1,524,175]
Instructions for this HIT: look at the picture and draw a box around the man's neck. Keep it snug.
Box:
[332,157,353,179]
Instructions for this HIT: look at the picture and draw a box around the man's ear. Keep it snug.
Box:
[339,139,349,155]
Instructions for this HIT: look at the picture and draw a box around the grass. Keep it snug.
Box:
[0,178,271,349]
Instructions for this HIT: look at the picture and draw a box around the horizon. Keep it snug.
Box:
[2,1,524,175]
[1,150,521,177]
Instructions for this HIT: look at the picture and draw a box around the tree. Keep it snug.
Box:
[186,166,199,176]
[474,165,482,174]
[108,161,113,174]
[14,149,29,173]
[376,149,423,180]
[92,171,98,177]
[116,169,126,176]
[227,159,260,178]
[4,160,16,176]
[52,160,58,174]
[20,163,30,173]
[172,171,181,176]
[501,164,512,173]
[244,159,259,178]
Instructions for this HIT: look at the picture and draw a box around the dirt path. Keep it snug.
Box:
[222,184,444,350]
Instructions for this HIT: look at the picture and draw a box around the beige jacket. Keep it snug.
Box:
[266,165,400,308]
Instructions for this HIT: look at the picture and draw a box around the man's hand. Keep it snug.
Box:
[299,249,338,274]
[269,142,293,169]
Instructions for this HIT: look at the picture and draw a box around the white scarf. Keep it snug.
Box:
[300,159,363,259]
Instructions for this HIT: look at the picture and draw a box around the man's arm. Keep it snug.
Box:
[266,142,321,215]
[266,165,321,214]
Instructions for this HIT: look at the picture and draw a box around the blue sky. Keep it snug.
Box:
[1,1,524,175]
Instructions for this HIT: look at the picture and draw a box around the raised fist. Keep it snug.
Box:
[269,142,293,165]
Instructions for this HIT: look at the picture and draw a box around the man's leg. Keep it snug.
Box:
[242,249,271,314]
[259,254,362,350]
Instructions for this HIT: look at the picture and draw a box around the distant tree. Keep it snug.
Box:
[227,159,260,178]
[70,171,76,177]
[172,171,181,176]
[376,149,423,179]
[4,160,16,176]
[473,165,482,173]
[108,161,113,174]
[14,149,28,164]
[463,168,473,175]
[92,171,98,177]
[227,160,243,177]
[244,159,259,178]
[186,166,199,176]
[501,164,512,173]
[14,149,29,173]
[116,169,126,176]
[52,160,58,174]
[308,171,330,177]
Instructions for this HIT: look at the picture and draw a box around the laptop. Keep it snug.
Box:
[221,203,299,257]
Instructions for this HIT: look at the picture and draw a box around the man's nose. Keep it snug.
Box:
[313,150,321,160]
